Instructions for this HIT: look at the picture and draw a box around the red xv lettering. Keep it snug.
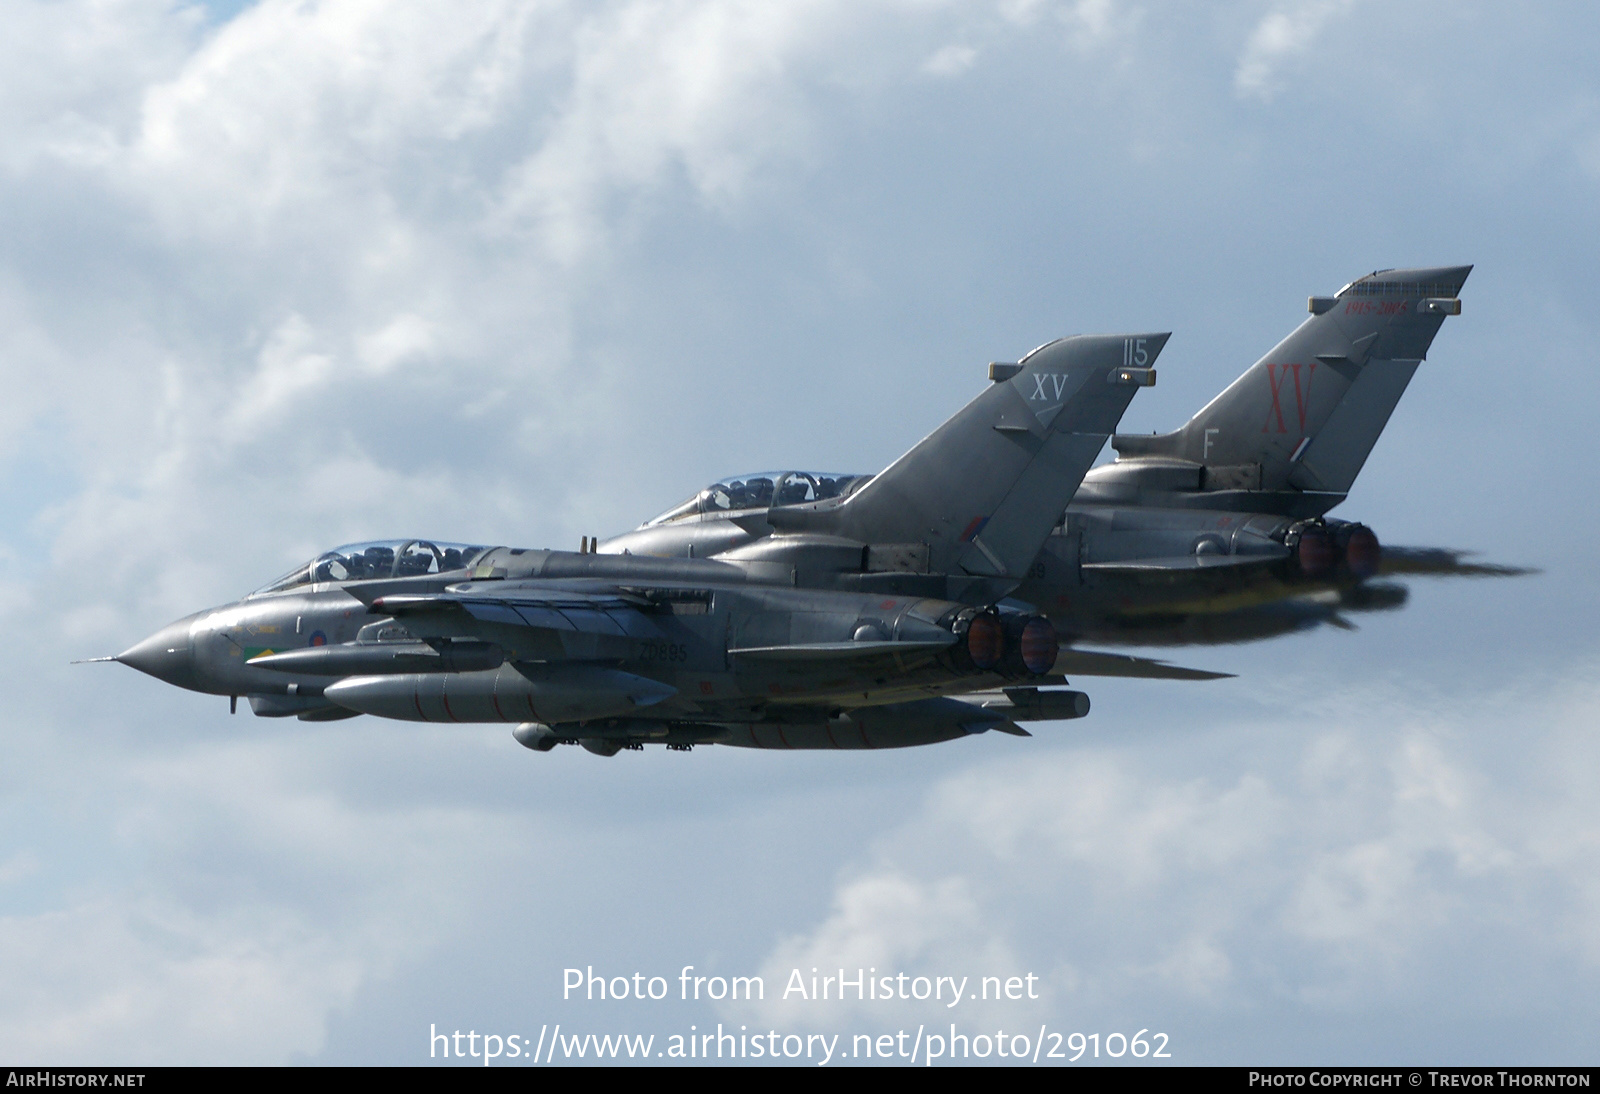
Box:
[1262,363,1317,434]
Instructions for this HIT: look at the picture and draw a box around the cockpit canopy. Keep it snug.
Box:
[643,471,870,526]
[253,539,492,595]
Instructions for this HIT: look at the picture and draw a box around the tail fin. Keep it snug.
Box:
[828,333,1168,577]
[1109,266,1469,508]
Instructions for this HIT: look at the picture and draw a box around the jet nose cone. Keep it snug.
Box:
[117,618,201,691]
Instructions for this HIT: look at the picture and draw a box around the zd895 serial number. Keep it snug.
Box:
[636,641,690,662]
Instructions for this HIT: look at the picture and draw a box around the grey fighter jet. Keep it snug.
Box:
[114,332,1216,754]
[608,266,1524,649]
[1019,265,1531,645]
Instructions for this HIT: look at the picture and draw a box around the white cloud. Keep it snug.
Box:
[745,673,1600,1043]
[0,0,197,173]
[0,732,522,1064]
[923,44,977,77]
[0,0,954,631]
[490,0,849,264]
[0,896,364,1065]
[1235,0,1360,101]
[749,873,1016,1026]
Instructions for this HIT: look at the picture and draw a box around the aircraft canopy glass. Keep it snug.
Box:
[253,539,492,595]
[644,471,870,526]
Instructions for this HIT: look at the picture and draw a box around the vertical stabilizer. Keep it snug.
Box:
[1111,266,1469,500]
[832,333,1168,577]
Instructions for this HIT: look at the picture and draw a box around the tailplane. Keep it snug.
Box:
[822,333,1169,577]
[1093,266,1469,515]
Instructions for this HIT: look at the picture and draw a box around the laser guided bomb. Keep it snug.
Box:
[110,332,1212,754]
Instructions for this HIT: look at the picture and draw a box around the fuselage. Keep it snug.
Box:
[118,541,1062,740]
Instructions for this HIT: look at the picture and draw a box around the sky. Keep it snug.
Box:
[1,0,1598,1067]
